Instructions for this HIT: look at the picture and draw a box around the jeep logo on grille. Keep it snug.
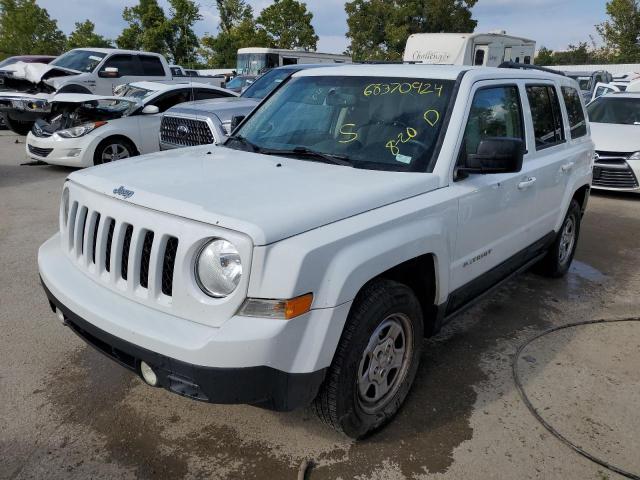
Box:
[113,186,134,199]
[177,125,189,137]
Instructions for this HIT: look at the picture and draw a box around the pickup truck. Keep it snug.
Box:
[38,64,593,439]
[0,48,226,134]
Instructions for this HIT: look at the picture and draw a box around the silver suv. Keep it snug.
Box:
[159,64,339,149]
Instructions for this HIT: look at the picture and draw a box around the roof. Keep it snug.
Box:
[406,32,536,44]
[70,47,164,57]
[294,64,567,82]
[602,92,640,99]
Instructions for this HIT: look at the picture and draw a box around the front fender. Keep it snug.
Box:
[247,188,459,309]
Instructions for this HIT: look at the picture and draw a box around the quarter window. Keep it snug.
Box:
[461,85,524,158]
[561,86,587,138]
[526,85,565,149]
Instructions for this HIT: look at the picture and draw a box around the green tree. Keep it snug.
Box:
[201,0,270,68]
[167,0,202,66]
[67,20,112,50]
[256,0,318,50]
[117,0,172,56]
[596,0,640,63]
[345,0,477,61]
[535,46,555,66]
[216,0,253,32]
[0,0,66,57]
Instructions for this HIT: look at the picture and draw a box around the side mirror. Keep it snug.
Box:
[99,67,120,78]
[141,104,160,115]
[230,115,245,131]
[458,137,524,176]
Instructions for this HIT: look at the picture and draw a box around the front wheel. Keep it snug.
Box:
[313,279,423,439]
[93,137,137,166]
[537,199,581,277]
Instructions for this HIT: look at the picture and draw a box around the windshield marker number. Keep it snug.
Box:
[386,127,417,156]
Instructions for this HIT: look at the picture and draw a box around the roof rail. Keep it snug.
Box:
[498,62,566,76]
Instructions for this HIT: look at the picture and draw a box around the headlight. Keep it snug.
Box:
[10,99,51,112]
[629,151,640,161]
[61,185,69,226]
[57,121,106,138]
[195,239,242,297]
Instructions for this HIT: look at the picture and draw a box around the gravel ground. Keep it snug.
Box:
[1,130,638,480]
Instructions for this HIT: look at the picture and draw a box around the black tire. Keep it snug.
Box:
[93,137,137,166]
[4,115,34,135]
[537,199,581,278]
[313,278,423,439]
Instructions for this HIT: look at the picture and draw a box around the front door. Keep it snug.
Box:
[449,81,536,296]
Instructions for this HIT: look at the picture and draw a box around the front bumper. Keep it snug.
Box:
[26,132,93,167]
[592,159,640,194]
[39,234,351,409]
[42,281,325,410]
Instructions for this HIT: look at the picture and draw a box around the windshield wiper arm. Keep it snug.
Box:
[227,135,261,153]
[260,146,353,166]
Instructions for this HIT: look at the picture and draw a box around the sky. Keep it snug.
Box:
[37,0,609,54]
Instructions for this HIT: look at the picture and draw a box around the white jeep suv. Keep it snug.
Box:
[39,65,593,438]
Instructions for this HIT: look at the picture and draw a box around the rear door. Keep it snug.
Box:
[449,81,536,295]
[522,82,587,240]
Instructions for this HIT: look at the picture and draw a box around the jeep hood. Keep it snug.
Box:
[69,146,440,245]
[0,61,79,84]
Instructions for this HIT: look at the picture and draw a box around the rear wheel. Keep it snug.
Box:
[4,115,34,135]
[93,137,137,166]
[537,199,581,277]
[313,279,423,439]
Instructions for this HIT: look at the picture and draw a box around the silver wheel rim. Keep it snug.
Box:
[357,313,413,414]
[559,216,576,265]
[101,143,130,163]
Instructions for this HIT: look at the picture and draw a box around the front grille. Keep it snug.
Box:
[63,203,180,298]
[593,163,639,189]
[28,144,53,157]
[160,116,214,147]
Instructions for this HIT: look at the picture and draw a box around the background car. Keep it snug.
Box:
[25,81,237,167]
[160,64,342,149]
[587,92,640,193]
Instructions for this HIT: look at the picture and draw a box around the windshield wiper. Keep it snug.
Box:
[227,135,262,153]
[259,146,353,166]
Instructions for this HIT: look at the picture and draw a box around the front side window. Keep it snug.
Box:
[587,97,640,125]
[101,55,139,76]
[561,86,587,138]
[231,76,455,171]
[526,85,565,149]
[461,85,524,158]
[51,50,106,72]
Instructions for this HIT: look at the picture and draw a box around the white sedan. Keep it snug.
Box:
[25,81,237,167]
[587,92,640,194]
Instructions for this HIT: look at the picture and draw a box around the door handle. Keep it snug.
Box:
[561,162,575,172]
[518,177,536,190]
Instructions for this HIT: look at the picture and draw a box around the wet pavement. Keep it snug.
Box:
[1,131,638,479]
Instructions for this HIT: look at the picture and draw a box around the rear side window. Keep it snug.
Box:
[150,89,191,112]
[526,85,565,149]
[561,86,587,138]
[461,85,524,157]
[102,55,139,76]
[139,55,165,76]
[194,89,233,100]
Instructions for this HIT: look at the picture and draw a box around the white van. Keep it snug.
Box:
[403,32,536,67]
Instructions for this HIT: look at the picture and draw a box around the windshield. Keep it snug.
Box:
[51,50,106,73]
[231,75,455,171]
[114,84,158,99]
[587,97,640,125]
[242,68,293,99]
[569,75,592,91]
[236,53,279,76]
